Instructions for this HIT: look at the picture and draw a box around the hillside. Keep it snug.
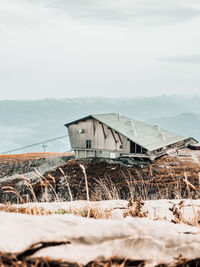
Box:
[0,149,200,203]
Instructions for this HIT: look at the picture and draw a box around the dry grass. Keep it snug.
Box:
[0,203,113,219]
[0,253,200,267]
[124,198,148,218]
[1,154,200,266]
[1,165,200,267]
[0,205,54,215]
[169,200,185,224]
[79,164,90,202]
[59,167,73,202]
[0,162,200,228]
[0,254,146,267]
[0,152,73,161]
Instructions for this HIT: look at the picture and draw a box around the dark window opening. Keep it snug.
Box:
[86,140,91,148]
[141,147,147,154]
[130,141,146,154]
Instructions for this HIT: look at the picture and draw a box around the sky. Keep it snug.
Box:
[0,0,200,99]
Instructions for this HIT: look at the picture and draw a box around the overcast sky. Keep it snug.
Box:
[0,0,200,99]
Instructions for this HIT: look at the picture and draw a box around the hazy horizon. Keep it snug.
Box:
[0,93,200,101]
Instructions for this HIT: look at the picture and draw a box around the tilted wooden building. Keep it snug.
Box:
[65,113,197,161]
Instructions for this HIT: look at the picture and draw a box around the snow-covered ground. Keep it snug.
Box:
[0,199,200,266]
[0,208,200,266]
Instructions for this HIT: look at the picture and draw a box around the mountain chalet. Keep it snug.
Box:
[65,113,197,161]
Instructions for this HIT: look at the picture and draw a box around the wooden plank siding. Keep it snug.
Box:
[67,118,130,155]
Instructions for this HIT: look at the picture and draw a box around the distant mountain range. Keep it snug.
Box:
[0,95,200,154]
[147,113,200,141]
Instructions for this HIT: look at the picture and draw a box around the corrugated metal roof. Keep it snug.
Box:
[91,113,188,151]
[65,113,189,151]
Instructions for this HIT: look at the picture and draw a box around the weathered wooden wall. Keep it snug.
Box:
[67,118,130,154]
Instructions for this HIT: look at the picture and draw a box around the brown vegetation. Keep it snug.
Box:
[0,253,200,267]
[0,152,73,161]
[0,149,200,203]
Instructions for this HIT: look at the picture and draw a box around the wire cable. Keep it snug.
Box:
[1,135,69,154]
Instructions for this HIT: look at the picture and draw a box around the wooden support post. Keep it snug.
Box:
[117,133,123,145]
[101,123,106,139]
[109,128,117,143]
[93,119,96,135]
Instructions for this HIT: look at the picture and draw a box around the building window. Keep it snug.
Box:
[86,140,91,148]
[78,129,85,134]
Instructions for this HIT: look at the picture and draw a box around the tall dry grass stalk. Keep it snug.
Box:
[2,186,24,204]
[2,169,60,204]
[59,167,73,202]
[79,164,89,202]
[183,172,199,228]
[79,164,90,218]
[93,177,119,200]
[123,170,134,202]
[34,169,59,202]
[135,169,148,200]
[167,159,181,199]
[18,175,38,202]
[198,172,200,190]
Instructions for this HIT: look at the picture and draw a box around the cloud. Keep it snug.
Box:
[1,0,200,27]
[160,55,200,64]
[0,0,50,26]
[39,0,200,25]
